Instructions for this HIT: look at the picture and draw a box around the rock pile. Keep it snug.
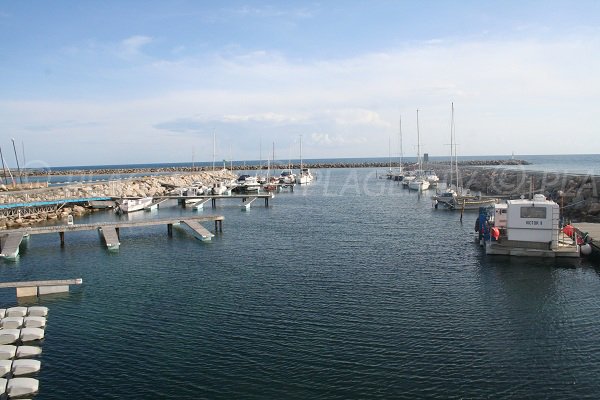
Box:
[0,170,236,229]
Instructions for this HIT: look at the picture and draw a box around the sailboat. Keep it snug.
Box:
[408,110,430,191]
[296,135,313,184]
[432,103,497,209]
[390,115,405,181]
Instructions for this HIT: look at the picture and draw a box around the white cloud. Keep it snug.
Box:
[119,35,153,57]
[3,31,600,164]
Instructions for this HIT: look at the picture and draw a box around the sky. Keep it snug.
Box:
[1,0,599,167]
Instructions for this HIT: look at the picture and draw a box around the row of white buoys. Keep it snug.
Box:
[1,316,47,329]
[0,306,48,398]
[0,377,39,398]
[0,359,41,376]
[0,307,48,318]
[0,346,42,360]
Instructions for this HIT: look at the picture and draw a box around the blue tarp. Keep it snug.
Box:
[0,197,112,209]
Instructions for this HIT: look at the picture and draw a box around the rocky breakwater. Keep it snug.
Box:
[454,167,600,222]
[0,170,236,229]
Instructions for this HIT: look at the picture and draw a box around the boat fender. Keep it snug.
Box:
[580,243,592,256]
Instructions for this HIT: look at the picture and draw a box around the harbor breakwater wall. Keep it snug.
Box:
[5,159,530,179]
[0,170,236,229]
[452,167,600,222]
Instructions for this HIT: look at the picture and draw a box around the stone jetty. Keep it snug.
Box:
[441,166,600,222]
[0,170,236,229]
[7,159,529,179]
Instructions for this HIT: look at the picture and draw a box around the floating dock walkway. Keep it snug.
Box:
[158,193,275,209]
[0,216,223,260]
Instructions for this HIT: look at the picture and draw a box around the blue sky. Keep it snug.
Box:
[1,1,599,167]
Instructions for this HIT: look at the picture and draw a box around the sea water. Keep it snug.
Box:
[1,168,600,399]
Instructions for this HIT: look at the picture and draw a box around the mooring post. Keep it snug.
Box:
[219,220,223,232]
[214,220,218,232]
[167,223,173,237]
[212,199,216,208]
[115,227,120,239]
[265,197,269,207]
[59,231,65,246]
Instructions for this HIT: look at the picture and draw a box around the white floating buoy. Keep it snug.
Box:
[11,359,41,376]
[581,243,592,256]
[0,360,11,377]
[1,317,24,329]
[0,330,20,345]
[23,317,46,329]
[19,328,45,343]
[0,346,16,360]
[7,377,39,398]
[27,307,49,317]
[6,307,28,318]
[16,346,42,359]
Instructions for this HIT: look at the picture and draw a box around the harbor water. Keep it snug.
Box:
[1,168,600,399]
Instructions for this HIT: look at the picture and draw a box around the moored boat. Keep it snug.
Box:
[116,197,153,213]
[477,194,580,257]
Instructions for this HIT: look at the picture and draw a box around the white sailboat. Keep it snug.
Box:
[433,103,496,209]
[408,109,430,191]
[296,135,313,184]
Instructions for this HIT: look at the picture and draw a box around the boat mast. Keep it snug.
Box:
[399,114,403,170]
[299,135,303,171]
[449,103,454,190]
[0,146,14,186]
[388,136,391,171]
[212,130,216,171]
[416,109,421,171]
[11,138,22,184]
[452,103,460,190]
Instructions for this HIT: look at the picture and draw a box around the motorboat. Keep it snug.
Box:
[116,197,153,213]
[279,170,295,185]
[477,194,580,257]
[236,175,260,192]
[296,168,313,185]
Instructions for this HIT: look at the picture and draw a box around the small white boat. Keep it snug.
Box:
[211,181,228,195]
[278,170,296,184]
[296,168,313,184]
[117,197,153,213]
[408,178,430,191]
[424,169,439,186]
[237,175,260,192]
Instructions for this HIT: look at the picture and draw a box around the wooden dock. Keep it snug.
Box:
[0,216,223,260]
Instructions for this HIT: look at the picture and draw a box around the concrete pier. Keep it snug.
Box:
[0,216,223,259]
[0,278,83,298]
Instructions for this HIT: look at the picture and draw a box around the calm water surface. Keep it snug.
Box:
[1,168,600,399]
